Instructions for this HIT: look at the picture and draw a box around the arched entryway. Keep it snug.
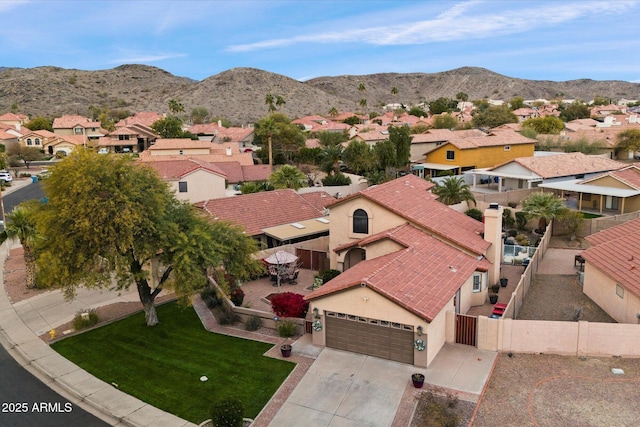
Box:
[343,247,365,270]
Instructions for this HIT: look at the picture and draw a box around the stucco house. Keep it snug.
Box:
[141,158,227,203]
[139,138,255,166]
[580,217,640,324]
[539,164,640,215]
[419,129,535,177]
[20,129,56,152]
[305,175,503,367]
[475,152,626,192]
[43,134,84,156]
[96,123,158,153]
[52,115,106,142]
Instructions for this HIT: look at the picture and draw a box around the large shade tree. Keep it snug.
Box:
[521,192,567,232]
[33,150,262,326]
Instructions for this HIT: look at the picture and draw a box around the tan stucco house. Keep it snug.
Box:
[305,175,504,367]
[141,159,227,203]
[581,217,640,324]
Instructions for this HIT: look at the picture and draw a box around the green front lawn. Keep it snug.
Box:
[52,302,295,423]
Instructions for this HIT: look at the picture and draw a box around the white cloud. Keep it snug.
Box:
[108,52,188,64]
[0,0,28,12]
[227,0,638,52]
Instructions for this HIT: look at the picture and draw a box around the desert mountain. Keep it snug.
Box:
[0,65,638,126]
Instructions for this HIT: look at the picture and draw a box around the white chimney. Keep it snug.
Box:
[218,120,222,127]
[226,147,232,156]
[483,203,503,285]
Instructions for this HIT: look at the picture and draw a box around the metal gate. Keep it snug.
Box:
[455,314,477,347]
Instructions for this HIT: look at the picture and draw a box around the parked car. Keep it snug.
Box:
[38,169,51,180]
[98,148,109,154]
[0,171,13,183]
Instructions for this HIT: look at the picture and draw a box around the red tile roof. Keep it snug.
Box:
[140,158,227,180]
[196,189,333,236]
[328,175,489,255]
[115,112,164,128]
[240,164,272,182]
[306,223,491,321]
[582,217,640,297]
[52,115,101,129]
[500,152,625,179]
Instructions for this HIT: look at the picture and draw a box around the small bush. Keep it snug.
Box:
[73,309,99,330]
[217,304,240,325]
[229,287,244,306]
[210,398,244,427]
[321,173,351,186]
[270,292,309,318]
[507,229,518,237]
[515,234,530,246]
[245,315,262,331]
[502,208,515,228]
[200,288,220,308]
[465,208,483,222]
[515,211,528,230]
[490,284,500,294]
[319,269,341,284]
[277,319,297,338]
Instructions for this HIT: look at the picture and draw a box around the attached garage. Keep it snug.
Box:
[325,311,415,364]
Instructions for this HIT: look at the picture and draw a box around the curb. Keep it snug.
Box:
[0,241,197,427]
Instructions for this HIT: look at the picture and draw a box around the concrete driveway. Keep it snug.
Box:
[269,349,415,427]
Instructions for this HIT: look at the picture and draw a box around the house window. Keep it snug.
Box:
[616,284,624,299]
[26,138,32,146]
[74,127,83,135]
[34,138,41,145]
[446,150,455,160]
[352,209,368,234]
[118,135,130,140]
[179,150,184,155]
[178,182,188,193]
[504,145,511,151]
[473,274,481,293]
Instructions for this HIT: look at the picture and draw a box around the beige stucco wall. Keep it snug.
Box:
[482,206,503,285]
[478,317,640,358]
[329,199,409,269]
[170,169,226,203]
[583,262,640,324]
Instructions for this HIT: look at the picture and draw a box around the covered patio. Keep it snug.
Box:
[411,162,459,178]
[539,180,639,215]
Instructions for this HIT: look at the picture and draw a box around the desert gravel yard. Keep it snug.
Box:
[516,274,615,322]
[472,353,640,426]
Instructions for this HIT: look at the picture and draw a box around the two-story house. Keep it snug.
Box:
[52,115,106,144]
[305,175,504,367]
[420,129,536,177]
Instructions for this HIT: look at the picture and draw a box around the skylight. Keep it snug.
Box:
[291,223,306,229]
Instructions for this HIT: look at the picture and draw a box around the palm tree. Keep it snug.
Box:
[275,95,286,110]
[522,192,567,232]
[269,165,307,190]
[258,118,277,166]
[265,93,276,113]
[432,177,476,207]
[320,144,344,176]
[328,107,339,117]
[0,206,38,288]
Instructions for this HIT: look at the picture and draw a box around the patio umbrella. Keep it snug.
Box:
[264,250,298,265]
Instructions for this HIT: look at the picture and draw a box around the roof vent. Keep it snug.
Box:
[489,203,499,210]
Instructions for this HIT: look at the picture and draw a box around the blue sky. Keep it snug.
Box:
[1,0,639,83]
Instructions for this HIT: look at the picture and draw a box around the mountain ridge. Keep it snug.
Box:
[0,65,638,126]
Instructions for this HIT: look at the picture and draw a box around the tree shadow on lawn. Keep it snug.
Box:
[51,301,295,424]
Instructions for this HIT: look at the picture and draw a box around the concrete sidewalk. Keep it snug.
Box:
[0,240,196,427]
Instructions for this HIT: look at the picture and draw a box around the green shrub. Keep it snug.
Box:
[465,208,483,222]
[502,208,515,228]
[507,229,518,237]
[515,211,528,230]
[200,288,220,308]
[277,320,297,337]
[515,234,530,246]
[319,269,341,284]
[73,309,99,330]
[210,398,244,427]
[321,173,351,186]
[217,305,240,325]
[507,201,518,208]
[245,315,262,331]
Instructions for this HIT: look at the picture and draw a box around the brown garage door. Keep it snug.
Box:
[325,312,414,364]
